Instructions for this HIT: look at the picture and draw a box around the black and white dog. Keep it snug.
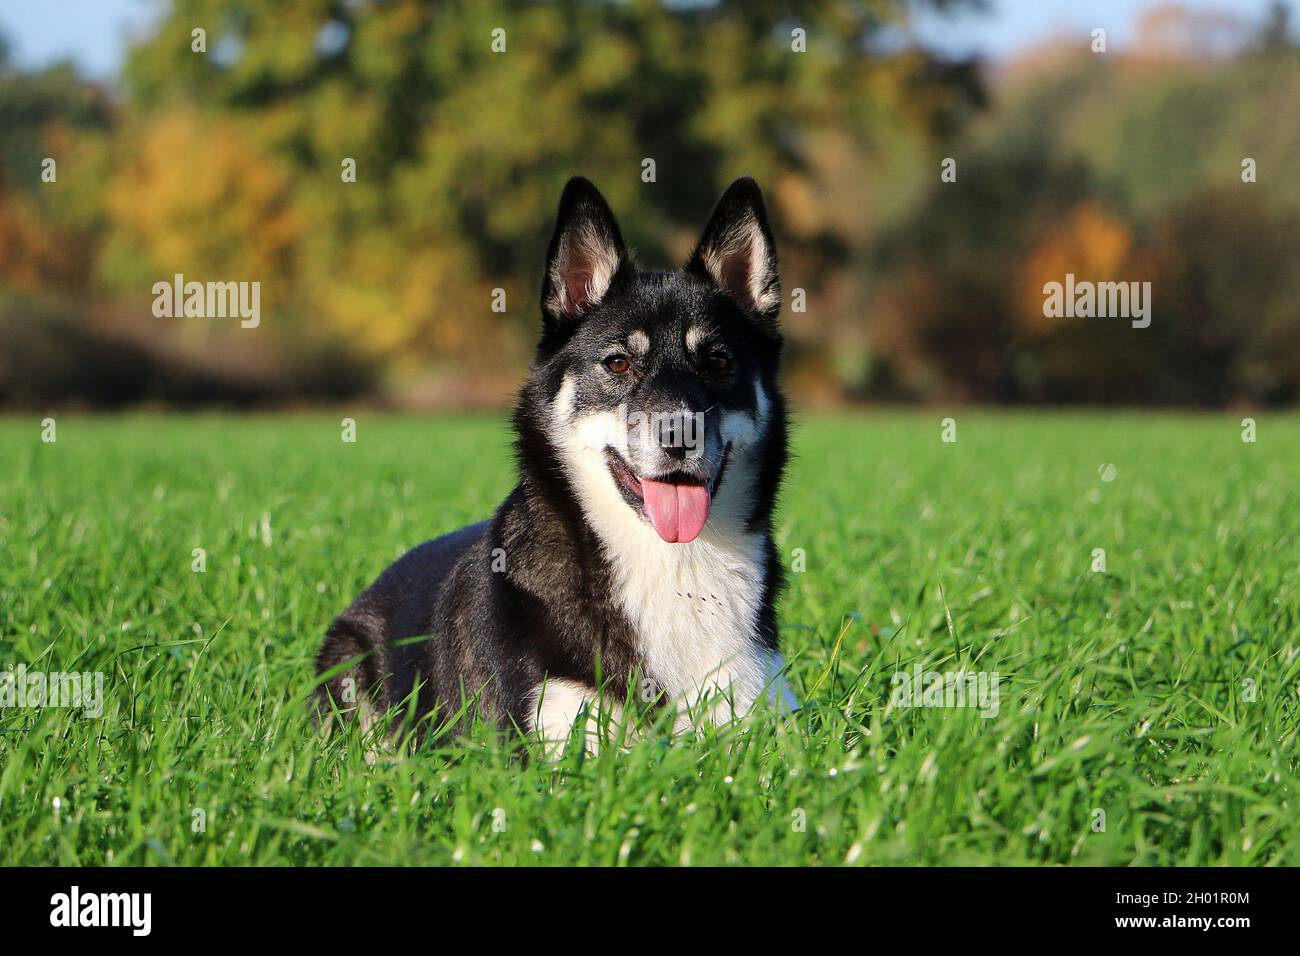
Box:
[316,176,797,748]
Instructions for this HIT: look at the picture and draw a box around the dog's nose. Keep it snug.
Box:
[662,443,687,461]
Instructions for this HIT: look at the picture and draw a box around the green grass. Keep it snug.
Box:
[0,410,1296,866]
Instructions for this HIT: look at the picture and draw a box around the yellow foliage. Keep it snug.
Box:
[0,188,89,292]
[103,112,303,302]
[1019,203,1135,333]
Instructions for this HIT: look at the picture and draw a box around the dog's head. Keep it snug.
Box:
[519,176,786,546]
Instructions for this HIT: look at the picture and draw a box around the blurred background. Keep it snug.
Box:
[0,0,1296,410]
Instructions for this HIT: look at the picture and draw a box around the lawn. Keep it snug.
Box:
[0,411,1296,865]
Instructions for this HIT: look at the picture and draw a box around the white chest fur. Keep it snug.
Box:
[607,523,774,718]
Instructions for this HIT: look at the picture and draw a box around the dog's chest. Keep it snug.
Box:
[604,532,770,717]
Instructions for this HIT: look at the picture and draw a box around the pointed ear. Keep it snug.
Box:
[686,177,781,330]
[540,177,629,330]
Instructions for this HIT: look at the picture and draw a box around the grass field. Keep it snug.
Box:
[0,411,1296,866]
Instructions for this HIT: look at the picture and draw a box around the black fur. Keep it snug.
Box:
[315,177,789,740]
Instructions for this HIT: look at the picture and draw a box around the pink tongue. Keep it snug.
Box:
[639,479,712,543]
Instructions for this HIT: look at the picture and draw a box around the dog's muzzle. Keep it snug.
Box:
[604,443,730,543]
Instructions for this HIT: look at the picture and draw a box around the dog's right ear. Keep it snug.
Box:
[540,177,629,333]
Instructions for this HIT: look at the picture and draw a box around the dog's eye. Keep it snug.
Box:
[604,355,631,374]
[708,351,730,372]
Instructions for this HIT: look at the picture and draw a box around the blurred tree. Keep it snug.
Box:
[1148,188,1300,404]
[106,0,982,395]
[0,58,111,296]
[101,112,302,307]
[869,27,1300,406]
[8,1,1295,408]
[1258,1,1296,52]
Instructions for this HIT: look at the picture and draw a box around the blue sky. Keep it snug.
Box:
[913,0,1286,57]
[0,0,1287,78]
[0,0,162,77]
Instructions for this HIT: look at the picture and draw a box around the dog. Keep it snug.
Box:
[315,176,797,750]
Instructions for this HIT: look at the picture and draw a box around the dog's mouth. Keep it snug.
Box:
[604,445,730,544]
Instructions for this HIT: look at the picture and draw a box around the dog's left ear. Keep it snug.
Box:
[686,177,781,332]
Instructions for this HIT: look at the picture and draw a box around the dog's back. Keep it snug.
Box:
[315,520,489,726]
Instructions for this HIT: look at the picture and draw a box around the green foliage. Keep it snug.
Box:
[0,61,111,296]
[0,412,1295,864]
[100,0,974,375]
[0,61,109,200]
